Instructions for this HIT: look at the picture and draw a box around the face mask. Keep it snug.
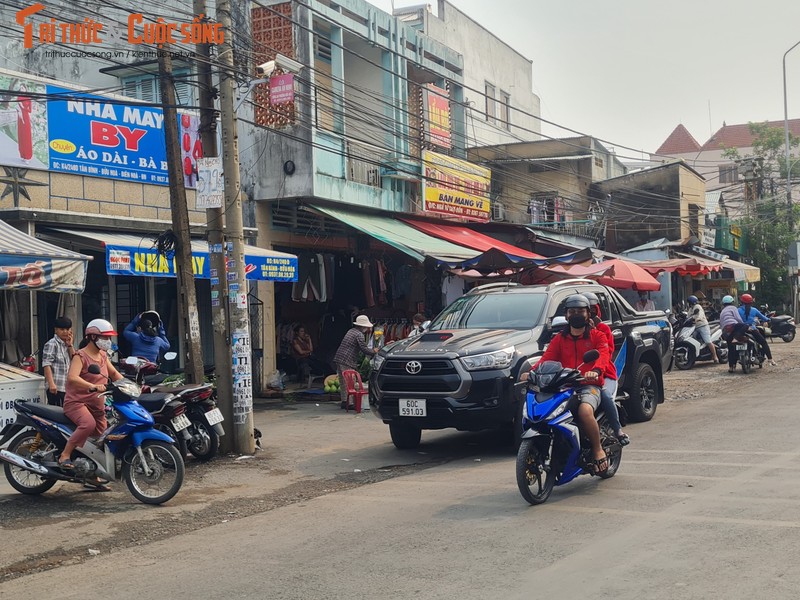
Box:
[568,315,587,329]
[95,338,113,351]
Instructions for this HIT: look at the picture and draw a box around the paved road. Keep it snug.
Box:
[2,343,800,599]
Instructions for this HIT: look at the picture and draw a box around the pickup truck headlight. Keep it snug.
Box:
[460,346,515,371]
[372,353,386,372]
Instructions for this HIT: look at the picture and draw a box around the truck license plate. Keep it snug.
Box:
[205,408,224,425]
[399,399,426,417]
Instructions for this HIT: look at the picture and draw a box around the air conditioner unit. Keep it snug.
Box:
[492,201,506,222]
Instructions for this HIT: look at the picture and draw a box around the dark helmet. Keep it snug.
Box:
[582,291,599,306]
[687,295,698,305]
[564,294,590,311]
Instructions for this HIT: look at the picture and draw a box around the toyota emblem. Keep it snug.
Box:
[405,360,423,374]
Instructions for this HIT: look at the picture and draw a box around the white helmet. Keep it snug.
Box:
[85,318,118,336]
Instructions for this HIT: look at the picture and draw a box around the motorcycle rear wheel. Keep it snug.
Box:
[516,437,555,505]
[597,419,622,480]
[123,440,184,505]
[187,419,219,461]
[3,432,57,495]
[782,330,795,343]
[741,349,752,374]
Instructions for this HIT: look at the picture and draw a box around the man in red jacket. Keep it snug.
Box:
[538,294,611,473]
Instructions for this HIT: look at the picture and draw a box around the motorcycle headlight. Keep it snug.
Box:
[114,379,141,398]
[460,346,515,371]
[372,353,386,372]
[550,401,568,419]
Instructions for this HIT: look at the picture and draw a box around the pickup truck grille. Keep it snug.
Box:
[378,359,461,393]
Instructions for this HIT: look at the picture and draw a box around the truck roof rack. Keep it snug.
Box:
[544,279,597,291]
[467,281,522,294]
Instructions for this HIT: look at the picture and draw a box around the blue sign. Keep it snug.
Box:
[45,85,199,187]
[104,244,297,282]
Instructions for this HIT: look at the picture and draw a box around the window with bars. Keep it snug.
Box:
[120,68,194,107]
[719,164,738,184]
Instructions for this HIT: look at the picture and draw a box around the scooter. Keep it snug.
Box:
[758,309,796,343]
[673,316,728,370]
[730,329,766,374]
[515,350,623,506]
[0,365,184,504]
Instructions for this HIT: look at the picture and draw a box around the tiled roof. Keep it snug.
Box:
[655,124,701,155]
[700,119,800,151]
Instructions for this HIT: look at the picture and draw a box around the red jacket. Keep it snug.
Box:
[537,326,611,386]
[593,321,618,380]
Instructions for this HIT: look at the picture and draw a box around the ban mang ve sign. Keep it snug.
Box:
[422,150,492,223]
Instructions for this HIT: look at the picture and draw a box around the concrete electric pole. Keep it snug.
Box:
[216,0,255,454]
[193,0,236,454]
[158,47,205,385]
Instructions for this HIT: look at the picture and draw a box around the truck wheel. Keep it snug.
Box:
[389,423,421,449]
[624,363,659,422]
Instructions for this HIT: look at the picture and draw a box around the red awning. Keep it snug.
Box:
[543,259,661,291]
[637,257,723,277]
[402,218,543,259]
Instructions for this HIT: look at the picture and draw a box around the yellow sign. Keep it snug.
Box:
[422,150,491,222]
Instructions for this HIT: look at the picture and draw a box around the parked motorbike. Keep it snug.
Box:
[126,353,225,461]
[515,350,623,506]
[730,329,766,374]
[122,355,193,458]
[673,315,728,370]
[757,308,796,343]
[0,366,184,504]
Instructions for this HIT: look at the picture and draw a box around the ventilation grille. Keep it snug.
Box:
[270,203,348,237]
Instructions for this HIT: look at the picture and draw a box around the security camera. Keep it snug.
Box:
[274,53,304,74]
[255,60,276,77]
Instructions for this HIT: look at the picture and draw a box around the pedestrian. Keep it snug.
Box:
[634,291,655,312]
[687,295,720,364]
[333,315,377,409]
[123,312,170,363]
[58,319,124,490]
[407,313,426,338]
[292,325,327,383]
[41,316,75,407]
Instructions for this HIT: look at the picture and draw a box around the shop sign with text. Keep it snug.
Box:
[423,84,450,149]
[422,150,491,222]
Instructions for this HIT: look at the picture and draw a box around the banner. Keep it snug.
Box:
[196,157,224,209]
[104,242,298,282]
[423,84,451,149]
[269,74,295,105]
[422,150,491,222]
[0,256,87,292]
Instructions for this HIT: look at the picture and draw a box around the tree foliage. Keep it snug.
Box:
[719,122,800,308]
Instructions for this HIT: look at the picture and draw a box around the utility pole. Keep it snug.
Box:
[158,47,204,385]
[217,0,255,454]
[194,0,235,453]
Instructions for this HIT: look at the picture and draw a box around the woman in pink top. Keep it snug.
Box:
[58,319,124,475]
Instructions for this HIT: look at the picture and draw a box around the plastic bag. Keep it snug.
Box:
[267,369,286,390]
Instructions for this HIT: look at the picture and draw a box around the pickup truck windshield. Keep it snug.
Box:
[429,292,547,330]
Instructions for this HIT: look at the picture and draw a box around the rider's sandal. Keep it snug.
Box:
[617,433,631,446]
[591,454,609,475]
[57,458,75,470]
[83,477,111,492]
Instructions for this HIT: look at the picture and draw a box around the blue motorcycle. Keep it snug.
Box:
[516,350,623,505]
[0,366,184,505]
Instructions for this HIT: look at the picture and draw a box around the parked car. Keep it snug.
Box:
[369,279,673,449]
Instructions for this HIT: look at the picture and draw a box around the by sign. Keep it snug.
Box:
[421,150,491,222]
[269,74,295,105]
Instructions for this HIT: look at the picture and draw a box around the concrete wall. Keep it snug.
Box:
[421,0,541,146]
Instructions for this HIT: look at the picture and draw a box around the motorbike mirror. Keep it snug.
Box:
[551,316,568,328]
[87,364,102,375]
[125,356,139,366]
[164,352,177,361]
[582,349,600,363]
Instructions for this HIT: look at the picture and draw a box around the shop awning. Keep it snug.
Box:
[0,220,91,292]
[310,205,479,262]
[401,218,545,259]
[719,257,760,283]
[637,256,723,277]
[47,229,298,282]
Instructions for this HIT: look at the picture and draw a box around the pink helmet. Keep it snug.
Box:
[84,318,118,336]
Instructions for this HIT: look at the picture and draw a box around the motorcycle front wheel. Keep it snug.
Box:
[673,346,695,370]
[516,437,555,505]
[3,432,56,495]
[187,419,219,461]
[123,440,184,505]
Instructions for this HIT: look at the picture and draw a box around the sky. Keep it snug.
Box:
[370,0,800,159]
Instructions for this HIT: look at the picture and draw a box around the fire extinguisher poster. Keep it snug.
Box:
[0,74,49,169]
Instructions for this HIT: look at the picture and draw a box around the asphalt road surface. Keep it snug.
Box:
[2,340,800,599]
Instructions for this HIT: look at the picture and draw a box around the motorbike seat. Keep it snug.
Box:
[25,403,75,426]
[152,383,212,396]
[143,373,169,386]
[137,393,174,413]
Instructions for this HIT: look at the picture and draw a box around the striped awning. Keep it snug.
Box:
[0,220,90,292]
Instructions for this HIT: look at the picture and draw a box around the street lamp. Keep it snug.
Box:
[783,40,800,231]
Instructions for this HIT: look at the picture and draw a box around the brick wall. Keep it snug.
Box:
[251,3,295,128]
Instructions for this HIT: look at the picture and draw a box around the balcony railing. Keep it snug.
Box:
[529,219,602,240]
